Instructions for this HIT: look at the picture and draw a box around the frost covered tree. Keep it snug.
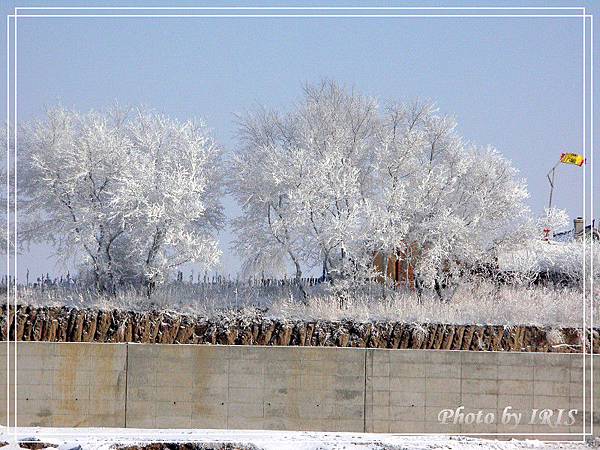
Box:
[290,82,380,292]
[376,102,530,297]
[110,111,224,294]
[230,81,380,297]
[537,207,569,239]
[229,108,306,287]
[17,106,224,295]
[0,169,10,255]
[231,81,531,300]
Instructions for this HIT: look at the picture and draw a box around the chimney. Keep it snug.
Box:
[574,217,584,239]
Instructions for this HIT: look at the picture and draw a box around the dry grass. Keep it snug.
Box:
[5,278,598,327]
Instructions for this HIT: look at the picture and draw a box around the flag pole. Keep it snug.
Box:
[546,160,561,209]
[547,153,585,209]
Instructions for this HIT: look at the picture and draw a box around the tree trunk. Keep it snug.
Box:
[434,277,444,302]
[294,261,308,303]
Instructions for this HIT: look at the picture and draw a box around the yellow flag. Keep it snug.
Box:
[560,153,585,167]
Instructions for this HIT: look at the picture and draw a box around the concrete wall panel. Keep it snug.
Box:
[364,349,594,438]
[0,342,126,427]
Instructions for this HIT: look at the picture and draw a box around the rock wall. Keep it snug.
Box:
[1,304,597,352]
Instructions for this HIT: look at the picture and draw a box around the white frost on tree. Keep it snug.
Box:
[17,106,224,294]
[229,108,307,286]
[376,101,530,293]
[537,207,569,238]
[230,81,531,299]
[230,82,380,298]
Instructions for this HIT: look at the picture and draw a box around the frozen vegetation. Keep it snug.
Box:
[8,276,598,327]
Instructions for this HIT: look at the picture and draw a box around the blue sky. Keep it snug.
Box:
[1,1,598,280]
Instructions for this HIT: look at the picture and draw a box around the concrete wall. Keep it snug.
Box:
[0,342,598,439]
[126,345,366,431]
[365,349,595,435]
[0,342,126,427]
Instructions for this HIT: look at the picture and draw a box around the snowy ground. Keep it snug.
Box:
[0,428,598,450]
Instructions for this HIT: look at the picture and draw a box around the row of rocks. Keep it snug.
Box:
[0,305,598,352]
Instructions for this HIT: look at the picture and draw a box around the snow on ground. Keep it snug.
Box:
[0,428,597,450]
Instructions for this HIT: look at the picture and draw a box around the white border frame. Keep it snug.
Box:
[4,4,595,443]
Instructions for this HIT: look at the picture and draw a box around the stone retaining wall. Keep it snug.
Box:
[1,305,598,352]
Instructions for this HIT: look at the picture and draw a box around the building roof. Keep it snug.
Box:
[553,224,600,242]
